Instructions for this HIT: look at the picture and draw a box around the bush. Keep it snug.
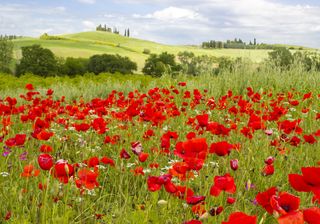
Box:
[143,49,151,54]
[16,45,58,77]
[87,54,137,75]
[268,47,293,68]
[61,57,89,76]
[142,52,181,77]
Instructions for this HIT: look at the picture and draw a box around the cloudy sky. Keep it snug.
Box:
[0,0,320,48]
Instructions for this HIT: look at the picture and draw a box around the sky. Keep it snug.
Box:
[0,0,320,48]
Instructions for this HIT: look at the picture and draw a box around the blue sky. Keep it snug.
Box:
[0,0,320,48]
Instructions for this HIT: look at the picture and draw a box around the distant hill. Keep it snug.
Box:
[12,31,313,70]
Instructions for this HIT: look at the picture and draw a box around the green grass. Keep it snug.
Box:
[12,32,277,70]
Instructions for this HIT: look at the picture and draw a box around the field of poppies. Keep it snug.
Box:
[0,70,320,224]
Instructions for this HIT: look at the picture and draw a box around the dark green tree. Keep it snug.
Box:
[62,57,89,76]
[268,47,294,68]
[16,45,58,76]
[88,54,137,75]
[0,37,14,73]
[142,52,180,77]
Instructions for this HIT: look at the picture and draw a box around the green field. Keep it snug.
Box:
[13,32,274,70]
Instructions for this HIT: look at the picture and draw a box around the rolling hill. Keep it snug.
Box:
[12,31,306,70]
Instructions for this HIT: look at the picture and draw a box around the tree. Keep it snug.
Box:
[142,52,180,77]
[268,47,293,68]
[127,29,130,37]
[88,54,137,75]
[16,45,58,76]
[124,29,127,37]
[0,37,14,73]
[61,57,89,76]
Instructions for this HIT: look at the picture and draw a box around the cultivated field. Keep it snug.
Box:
[12,32,275,70]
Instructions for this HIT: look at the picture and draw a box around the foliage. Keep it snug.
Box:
[16,45,58,77]
[0,37,14,73]
[60,57,89,76]
[268,47,294,68]
[142,52,181,77]
[87,54,137,75]
[39,33,66,40]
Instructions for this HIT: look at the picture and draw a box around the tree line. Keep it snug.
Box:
[1,38,320,77]
[202,38,275,49]
[96,24,130,37]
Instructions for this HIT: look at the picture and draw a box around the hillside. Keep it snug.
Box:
[12,31,293,70]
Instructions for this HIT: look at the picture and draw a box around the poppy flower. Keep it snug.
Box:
[256,187,277,214]
[210,173,236,197]
[100,157,115,167]
[131,141,143,155]
[303,207,320,224]
[5,134,26,147]
[222,212,257,224]
[52,160,74,184]
[186,195,206,205]
[75,168,99,190]
[120,149,131,159]
[209,206,223,216]
[230,159,239,171]
[278,211,304,224]
[270,192,300,215]
[39,144,53,153]
[38,154,54,170]
[262,164,274,176]
[210,141,233,156]
[138,152,149,162]
[289,167,320,192]
[21,164,40,178]
[227,197,236,204]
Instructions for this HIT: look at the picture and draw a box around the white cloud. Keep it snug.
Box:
[142,7,204,21]
[77,0,96,4]
[82,20,96,30]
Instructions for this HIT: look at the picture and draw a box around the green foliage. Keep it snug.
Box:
[61,57,89,76]
[142,52,181,77]
[16,45,58,77]
[39,33,66,40]
[143,49,151,54]
[87,54,137,75]
[0,37,14,73]
[178,51,219,76]
[268,47,294,68]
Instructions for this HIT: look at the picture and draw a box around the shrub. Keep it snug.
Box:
[142,52,181,77]
[16,45,58,77]
[268,47,293,68]
[87,54,137,75]
[143,49,151,54]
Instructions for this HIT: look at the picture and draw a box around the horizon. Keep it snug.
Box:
[1,0,320,48]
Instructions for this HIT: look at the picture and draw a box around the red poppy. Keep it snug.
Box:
[100,156,115,167]
[278,211,304,224]
[52,160,74,184]
[38,154,54,170]
[256,187,277,214]
[289,167,320,192]
[21,164,40,178]
[210,173,236,196]
[75,168,99,190]
[270,192,300,215]
[5,134,26,147]
[262,164,274,176]
[230,159,239,171]
[222,212,257,224]
[39,144,53,153]
[138,152,149,162]
[210,141,233,156]
[186,195,206,205]
[303,207,320,224]
[209,206,224,216]
[120,149,131,159]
